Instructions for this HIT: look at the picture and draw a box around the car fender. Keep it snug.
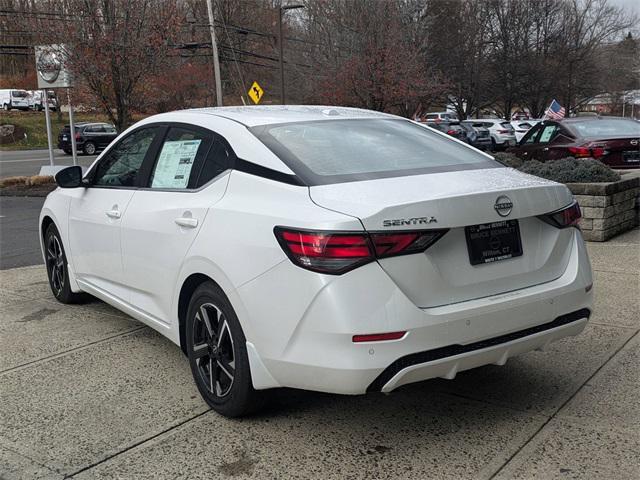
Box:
[170,254,281,390]
[171,254,254,340]
[39,192,81,293]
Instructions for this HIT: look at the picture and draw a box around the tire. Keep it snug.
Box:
[3,103,9,111]
[83,141,96,155]
[44,224,85,304]
[63,149,72,155]
[186,281,264,417]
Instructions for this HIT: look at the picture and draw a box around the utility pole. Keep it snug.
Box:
[278,4,304,105]
[206,0,223,107]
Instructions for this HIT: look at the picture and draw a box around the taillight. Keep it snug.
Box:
[568,146,607,159]
[75,132,81,140]
[370,231,446,258]
[590,146,605,159]
[446,129,456,135]
[568,146,590,158]
[498,129,510,134]
[538,201,581,229]
[274,227,448,274]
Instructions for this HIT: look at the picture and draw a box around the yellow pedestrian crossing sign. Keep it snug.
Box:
[248,81,264,104]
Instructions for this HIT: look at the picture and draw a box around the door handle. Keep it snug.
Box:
[543,147,549,151]
[175,217,198,228]
[105,209,121,219]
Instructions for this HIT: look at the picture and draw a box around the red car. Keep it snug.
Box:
[511,117,640,168]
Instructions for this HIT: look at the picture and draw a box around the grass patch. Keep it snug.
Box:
[0,111,146,150]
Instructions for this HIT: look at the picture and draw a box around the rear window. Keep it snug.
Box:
[570,119,640,137]
[500,122,514,130]
[251,119,499,185]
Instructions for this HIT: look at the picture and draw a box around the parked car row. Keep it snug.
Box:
[0,89,58,111]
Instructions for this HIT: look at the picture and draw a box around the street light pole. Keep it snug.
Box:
[206,0,223,107]
[278,4,304,105]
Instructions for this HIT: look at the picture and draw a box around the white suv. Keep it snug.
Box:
[40,106,593,417]
[474,119,517,149]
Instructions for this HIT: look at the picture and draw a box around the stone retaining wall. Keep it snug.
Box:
[568,175,640,242]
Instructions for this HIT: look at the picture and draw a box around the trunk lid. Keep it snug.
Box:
[310,167,575,308]
[586,137,640,167]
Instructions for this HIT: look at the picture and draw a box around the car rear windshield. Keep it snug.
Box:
[251,119,500,185]
[569,119,640,137]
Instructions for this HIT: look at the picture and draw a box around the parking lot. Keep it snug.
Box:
[0,221,637,479]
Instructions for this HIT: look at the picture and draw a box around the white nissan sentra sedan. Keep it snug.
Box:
[40,106,593,417]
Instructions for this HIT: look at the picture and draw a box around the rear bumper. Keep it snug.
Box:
[239,229,593,394]
[369,308,589,392]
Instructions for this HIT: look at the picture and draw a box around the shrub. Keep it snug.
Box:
[492,152,523,169]
[518,157,620,183]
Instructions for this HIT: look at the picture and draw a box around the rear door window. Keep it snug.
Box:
[149,127,213,189]
[539,125,559,143]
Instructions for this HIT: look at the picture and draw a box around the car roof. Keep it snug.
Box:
[559,116,628,124]
[183,105,398,127]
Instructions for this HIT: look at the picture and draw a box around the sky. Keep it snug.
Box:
[608,0,640,16]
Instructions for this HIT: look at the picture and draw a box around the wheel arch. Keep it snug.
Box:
[177,273,217,354]
[41,215,55,239]
[175,270,279,390]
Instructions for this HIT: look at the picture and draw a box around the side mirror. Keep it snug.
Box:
[55,166,84,188]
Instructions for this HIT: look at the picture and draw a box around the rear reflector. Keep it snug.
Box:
[353,331,406,343]
[274,227,448,274]
[538,201,581,229]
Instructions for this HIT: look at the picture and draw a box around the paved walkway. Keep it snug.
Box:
[0,230,638,479]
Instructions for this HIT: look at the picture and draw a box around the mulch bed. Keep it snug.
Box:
[0,184,57,197]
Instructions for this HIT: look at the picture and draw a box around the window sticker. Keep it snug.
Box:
[151,140,201,188]
[539,126,556,143]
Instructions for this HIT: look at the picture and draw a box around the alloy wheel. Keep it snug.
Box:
[84,142,96,155]
[191,303,235,397]
[46,234,65,297]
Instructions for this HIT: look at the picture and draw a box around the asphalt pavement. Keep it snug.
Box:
[0,149,97,177]
[0,196,45,269]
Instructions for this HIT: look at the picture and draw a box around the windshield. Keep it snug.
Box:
[251,119,499,185]
[570,119,640,137]
[11,90,28,98]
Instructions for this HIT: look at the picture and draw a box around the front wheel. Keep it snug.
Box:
[186,282,264,417]
[44,224,85,304]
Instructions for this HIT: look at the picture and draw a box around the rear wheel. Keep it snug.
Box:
[83,141,96,155]
[63,149,72,155]
[186,282,264,417]
[44,224,85,304]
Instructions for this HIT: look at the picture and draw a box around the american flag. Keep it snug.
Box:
[544,99,566,120]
